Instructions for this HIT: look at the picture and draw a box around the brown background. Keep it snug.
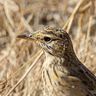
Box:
[0,0,96,96]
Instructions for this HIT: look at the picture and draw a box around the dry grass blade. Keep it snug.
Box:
[5,51,43,96]
[4,0,19,28]
[85,15,93,52]
[21,16,33,33]
[85,0,94,52]
[80,1,91,13]
[66,16,74,33]
[62,0,84,30]
[0,0,96,96]
[0,49,42,85]
[78,13,84,38]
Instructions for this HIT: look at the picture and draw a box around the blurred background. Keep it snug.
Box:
[0,0,96,96]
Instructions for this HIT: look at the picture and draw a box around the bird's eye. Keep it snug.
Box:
[44,37,51,42]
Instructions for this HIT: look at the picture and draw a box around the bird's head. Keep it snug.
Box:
[17,26,73,57]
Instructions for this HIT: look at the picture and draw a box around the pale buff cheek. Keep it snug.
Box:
[39,41,65,56]
[48,41,64,51]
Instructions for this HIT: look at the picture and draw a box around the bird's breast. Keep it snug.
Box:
[42,56,89,96]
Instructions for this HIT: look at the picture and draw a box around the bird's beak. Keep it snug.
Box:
[17,34,36,41]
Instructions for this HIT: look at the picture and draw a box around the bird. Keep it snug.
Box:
[17,26,96,96]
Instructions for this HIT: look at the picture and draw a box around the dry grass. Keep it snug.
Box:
[0,0,96,96]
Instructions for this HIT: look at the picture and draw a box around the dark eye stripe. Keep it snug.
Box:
[51,39,60,41]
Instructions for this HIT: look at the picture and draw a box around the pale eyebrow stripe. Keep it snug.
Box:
[42,31,58,36]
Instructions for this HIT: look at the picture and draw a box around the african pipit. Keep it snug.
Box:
[17,26,96,96]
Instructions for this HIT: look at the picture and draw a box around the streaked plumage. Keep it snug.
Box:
[17,26,96,96]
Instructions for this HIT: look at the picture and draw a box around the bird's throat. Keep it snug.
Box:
[43,51,65,68]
